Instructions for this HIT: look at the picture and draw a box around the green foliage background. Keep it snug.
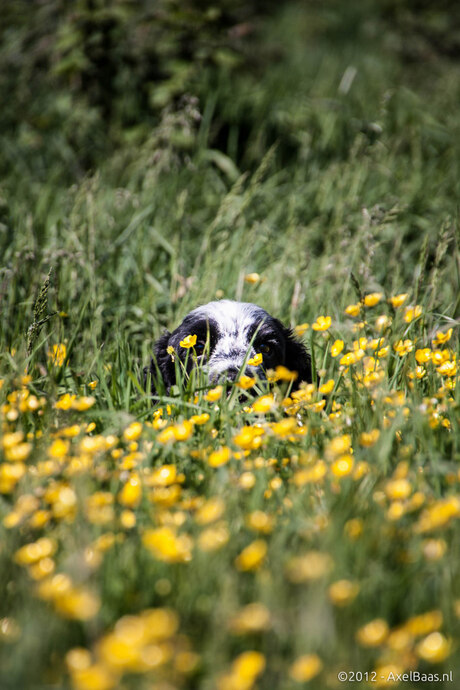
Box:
[1,1,460,689]
[1,0,459,360]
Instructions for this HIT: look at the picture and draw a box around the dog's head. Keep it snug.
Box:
[145,300,312,394]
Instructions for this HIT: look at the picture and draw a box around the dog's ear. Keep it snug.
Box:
[144,331,175,395]
[283,328,313,387]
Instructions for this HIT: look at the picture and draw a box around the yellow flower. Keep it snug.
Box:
[48,439,70,459]
[386,501,405,521]
[156,426,176,444]
[325,434,351,458]
[293,461,327,486]
[375,314,392,331]
[195,497,225,525]
[415,632,451,663]
[1,431,24,449]
[190,412,210,425]
[198,523,229,552]
[73,396,96,411]
[244,273,261,284]
[48,343,67,367]
[404,305,422,323]
[274,365,298,382]
[29,557,56,580]
[205,385,223,402]
[328,580,360,606]
[142,527,193,563]
[294,323,309,337]
[289,654,322,683]
[433,328,453,346]
[118,474,142,508]
[339,351,358,366]
[344,518,363,539]
[54,587,101,620]
[331,339,344,357]
[271,417,298,437]
[229,603,271,634]
[356,619,389,647]
[364,292,383,307]
[69,663,116,690]
[236,375,256,390]
[389,293,409,308]
[248,353,263,366]
[208,446,232,468]
[239,472,256,489]
[172,420,194,441]
[54,393,77,410]
[14,537,58,565]
[235,539,267,571]
[359,429,380,447]
[140,607,179,640]
[431,349,450,365]
[404,610,443,636]
[345,303,361,317]
[120,510,136,529]
[146,465,177,487]
[234,426,264,450]
[394,339,414,356]
[319,379,335,394]
[123,422,143,442]
[246,510,275,534]
[65,647,92,673]
[415,496,460,532]
[252,394,275,414]
[4,442,32,462]
[312,315,332,331]
[437,360,457,377]
[415,348,431,363]
[385,478,412,501]
[95,633,141,672]
[331,454,354,478]
[180,334,197,349]
[232,650,266,681]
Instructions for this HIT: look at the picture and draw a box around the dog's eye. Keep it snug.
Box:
[195,342,205,354]
[259,343,272,355]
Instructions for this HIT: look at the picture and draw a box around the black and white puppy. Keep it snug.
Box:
[145,300,312,394]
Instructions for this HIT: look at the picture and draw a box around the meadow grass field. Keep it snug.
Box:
[1,2,460,689]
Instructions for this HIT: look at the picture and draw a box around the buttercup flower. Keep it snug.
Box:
[404,305,422,323]
[248,353,263,366]
[312,315,332,331]
[180,334,197,349]
[389,293,409,308]
[345,303,361,317]
[356,619,389,647]
[289,654,322,683]
[364,292,383,307]
[244,273,261,284]
[235,540,267,571]
[331,340,344,357]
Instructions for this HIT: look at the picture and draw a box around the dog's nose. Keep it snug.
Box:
[224,366,240,382]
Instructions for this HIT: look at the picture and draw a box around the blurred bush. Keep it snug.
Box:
[1,0,460,187]
[0,0,275,180]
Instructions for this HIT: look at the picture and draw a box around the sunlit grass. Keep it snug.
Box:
[1,2,460,688]
[1,291,458,688]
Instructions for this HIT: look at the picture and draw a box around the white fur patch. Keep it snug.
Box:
[190,300,268,380]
